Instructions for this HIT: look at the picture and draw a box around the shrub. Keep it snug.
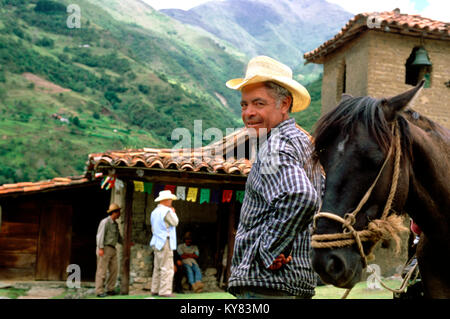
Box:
[34,1,66,14]
[35,37,54,48]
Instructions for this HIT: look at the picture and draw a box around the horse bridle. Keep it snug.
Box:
[311,122,403,268]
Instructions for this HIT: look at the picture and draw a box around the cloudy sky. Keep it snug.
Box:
[143,0,449,21]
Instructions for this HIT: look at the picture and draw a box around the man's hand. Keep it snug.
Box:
[98,248,104,257]
[268,254,292,270]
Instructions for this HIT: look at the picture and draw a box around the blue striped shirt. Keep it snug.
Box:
[228,118,323,297]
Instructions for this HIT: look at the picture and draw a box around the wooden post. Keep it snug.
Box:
[225,202,236,284]
[120,181,133,295]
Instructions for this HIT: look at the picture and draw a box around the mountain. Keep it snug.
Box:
[0,0,325,185]
[161,0,353,82]
[0,0,247,183]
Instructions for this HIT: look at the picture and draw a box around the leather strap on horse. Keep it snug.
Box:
[311,123,410,298]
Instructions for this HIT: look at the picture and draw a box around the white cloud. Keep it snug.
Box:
[326,0,449,21]
[325,0,418,14]
[420,0,450,21]
[142,0,449,21]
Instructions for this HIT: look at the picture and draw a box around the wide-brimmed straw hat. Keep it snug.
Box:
[107,203,121,214]
[155,190,177,202]
[226,56,311,112]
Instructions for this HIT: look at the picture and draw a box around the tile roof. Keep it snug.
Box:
[87,125,314,176]
[304,9,450,63]
[0,176,95,197]
[87,127,254,176]
[0,125,314,196]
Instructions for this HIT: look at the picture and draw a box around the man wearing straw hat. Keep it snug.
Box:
[226,56,323,298]
[95,203,123,297]
[150,190,179,297]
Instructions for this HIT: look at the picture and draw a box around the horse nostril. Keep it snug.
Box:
[325,253,346,280]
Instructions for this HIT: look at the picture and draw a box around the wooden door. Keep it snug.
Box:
[35,201,73,280]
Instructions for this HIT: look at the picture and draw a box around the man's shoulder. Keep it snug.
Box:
[100,216,110,224]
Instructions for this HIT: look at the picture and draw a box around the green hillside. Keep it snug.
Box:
[0,0,322,184]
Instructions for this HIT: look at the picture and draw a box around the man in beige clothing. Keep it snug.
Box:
[95,203,123,297]
[150,190,179,297]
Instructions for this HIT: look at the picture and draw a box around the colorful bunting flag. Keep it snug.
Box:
[101,176,116,190]
[176,186,186,200]
[236,190,245,203]
[187,187,198,202]
[199,188,210,204]
[133,180,144,192]
[210,189,221,204]
[153,184,164,198]
[164,184,176,193]
[222,190,233,203]
[144,182,153,194]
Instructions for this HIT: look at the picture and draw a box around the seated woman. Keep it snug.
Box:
[177,232,204,293]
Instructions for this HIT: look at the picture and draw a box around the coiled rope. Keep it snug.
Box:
[311,123,411,298]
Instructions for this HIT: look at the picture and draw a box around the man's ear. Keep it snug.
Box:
[381,80,425,122]
[281,95,293,114]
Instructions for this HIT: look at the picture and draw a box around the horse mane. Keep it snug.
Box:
[312,96,413,163]
[402,109,450,141]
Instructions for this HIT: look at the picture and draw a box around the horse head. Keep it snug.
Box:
[310,82,425,289]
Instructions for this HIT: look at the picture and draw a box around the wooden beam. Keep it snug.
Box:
[120,181,133,295]
[96,166,247,187]
[225,202,237,285]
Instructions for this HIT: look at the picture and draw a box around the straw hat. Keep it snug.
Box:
[226,56,311,112]
[155,190,177,202]
[107,203,121,214]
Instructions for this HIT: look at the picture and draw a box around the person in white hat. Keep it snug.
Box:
[149,190,179,297]
[226,56,323,299]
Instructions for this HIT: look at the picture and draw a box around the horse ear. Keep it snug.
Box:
[340,93,353,103]
[381,80,425,122]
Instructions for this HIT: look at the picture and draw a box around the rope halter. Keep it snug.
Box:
[311,123,408,268]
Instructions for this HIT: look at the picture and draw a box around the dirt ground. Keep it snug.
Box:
[21,72,71,94]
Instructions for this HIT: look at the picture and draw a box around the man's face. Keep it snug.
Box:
[111,210,120,220]
[240,83,290,136]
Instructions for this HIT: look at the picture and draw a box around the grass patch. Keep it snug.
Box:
[83,280,399,299]
[314,280,399,299]
[0,288,28,299]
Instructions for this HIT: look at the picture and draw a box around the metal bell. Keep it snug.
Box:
[412,47,432,66]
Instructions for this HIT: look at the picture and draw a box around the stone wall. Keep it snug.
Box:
[366,31,450,128]
[321,31,370,113]
[128,190,224,291]
[321,30,450,128]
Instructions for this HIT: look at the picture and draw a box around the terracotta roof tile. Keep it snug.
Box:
[304,9,449,63]
[86,125,314,177]
[0,176,94,196]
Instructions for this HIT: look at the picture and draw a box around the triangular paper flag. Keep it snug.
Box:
[222,190,233,203]
[144,182,153,194]
[211,190,220,204]
[176,186,186,200]
[199,188,210,204]
[236,190,245,203]
[153,184,164,199]
[164,184,176,193]
[133,181,144,192]
[186,187,198,202]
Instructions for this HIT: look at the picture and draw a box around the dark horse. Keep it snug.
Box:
[311,81,450,298]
